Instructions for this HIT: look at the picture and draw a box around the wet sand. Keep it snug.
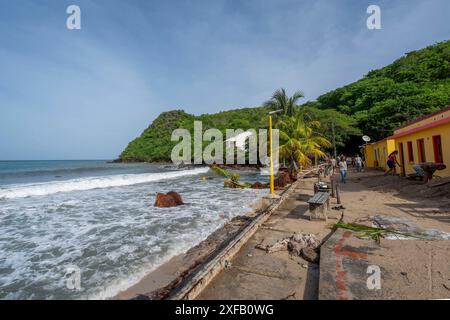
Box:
[115,198,267,299]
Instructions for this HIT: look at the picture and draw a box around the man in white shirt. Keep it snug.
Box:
[339,157,348,183]
[355,154,363,172]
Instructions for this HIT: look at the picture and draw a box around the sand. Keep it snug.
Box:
[115,168,450,300]
[199,168,450,299]
[115,199,266,299]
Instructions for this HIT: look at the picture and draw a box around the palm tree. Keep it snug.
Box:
[277,116,331,174]
[263,88,304,117]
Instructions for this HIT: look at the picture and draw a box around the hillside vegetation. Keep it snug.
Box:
[119,107,270,162]
[315,40,450,140]
[119,40,450,162]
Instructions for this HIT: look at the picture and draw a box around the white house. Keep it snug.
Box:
[225,130,254,151]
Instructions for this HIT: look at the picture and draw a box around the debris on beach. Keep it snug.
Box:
[255,233,320,261]
[154,191,184,207]
[210,165,295,189]
[300,247,319,263]
[250,181,268,189]
[210,166,252,188]
[333,220,426,242]
[370,215,450,240]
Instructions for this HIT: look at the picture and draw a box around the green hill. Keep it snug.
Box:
[119,40,450,162]
[119,107,271,162]
[315,40,450,140]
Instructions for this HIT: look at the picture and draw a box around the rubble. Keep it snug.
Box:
[255,233,320,259]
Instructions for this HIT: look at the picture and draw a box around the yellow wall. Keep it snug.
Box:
[394,122,450,177]
[363,107,450,177]
[364,139,395,170]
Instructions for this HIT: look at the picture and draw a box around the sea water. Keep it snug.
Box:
[0,160,266,299]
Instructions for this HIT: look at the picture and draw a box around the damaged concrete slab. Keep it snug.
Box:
[319,229,450,299]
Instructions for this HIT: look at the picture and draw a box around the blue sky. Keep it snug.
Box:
[0,0,449,160]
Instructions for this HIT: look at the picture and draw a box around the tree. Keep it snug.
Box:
[264,88,304,117]
[276,115,331,174]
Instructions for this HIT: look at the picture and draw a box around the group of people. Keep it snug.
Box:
[323,149,444,184]
[384,150,446,181]
[327,154,363,184]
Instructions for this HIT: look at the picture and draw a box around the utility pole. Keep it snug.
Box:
[268,109,283,197]
[269,114,274,194]
[331,120,337,159]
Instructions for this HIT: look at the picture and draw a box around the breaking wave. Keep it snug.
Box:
[0,167,209,199]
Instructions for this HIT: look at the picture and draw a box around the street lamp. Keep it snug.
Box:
[268,109,283,195]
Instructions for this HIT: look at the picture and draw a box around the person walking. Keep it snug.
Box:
[384,151,401,176]
[339,156,348,183]
[355,154,363,172]
[330,157,336,175]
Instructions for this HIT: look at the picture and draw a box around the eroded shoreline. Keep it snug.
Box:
[114,197,268,300]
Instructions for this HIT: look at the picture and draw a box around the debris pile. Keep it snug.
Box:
[256,233,320,263]
[370,215,450,240]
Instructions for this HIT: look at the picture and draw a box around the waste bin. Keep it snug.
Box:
[314,182,330,194]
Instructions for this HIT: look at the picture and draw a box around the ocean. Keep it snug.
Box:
[0,160,266,299]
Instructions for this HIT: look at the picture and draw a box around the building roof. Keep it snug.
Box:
[394,105,450,131]
[389,115,450,139]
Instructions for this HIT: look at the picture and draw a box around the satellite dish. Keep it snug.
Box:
[362,135,371,142]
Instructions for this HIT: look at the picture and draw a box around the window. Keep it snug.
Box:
[432,135,443,163]
[417,139,426,162]
[407,141,414,162]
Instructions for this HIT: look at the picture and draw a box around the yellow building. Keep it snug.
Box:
[364,106,450,177]
[389,106,450,177]
[364,138,396,170]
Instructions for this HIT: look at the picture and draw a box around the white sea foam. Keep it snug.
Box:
[0,167,209,199]
[0,164,265,300]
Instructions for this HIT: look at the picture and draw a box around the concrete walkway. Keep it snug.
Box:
[197,177,339,300]
[197,169,450,300]
[319,170,450,300]
[319,228,450,299]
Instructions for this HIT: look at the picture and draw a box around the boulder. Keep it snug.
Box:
[154,191,184,207]
[251,181,268,189]
[274,171,292,189]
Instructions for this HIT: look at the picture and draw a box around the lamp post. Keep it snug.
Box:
[268,109,283,195]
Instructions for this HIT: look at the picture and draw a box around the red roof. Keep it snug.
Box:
[389,115,450,139]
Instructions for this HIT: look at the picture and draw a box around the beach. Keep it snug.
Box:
[118,167,450,300]
[0,161,266,299]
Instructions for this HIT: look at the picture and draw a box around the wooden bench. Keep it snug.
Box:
[307,191,330,221]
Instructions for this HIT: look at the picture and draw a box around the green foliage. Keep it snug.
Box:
[296,105,361,150]
[334,221,423,242]
[119,110,195,162]
[315,40,450,141]
[120,40,450,162]
[210,165,252,188]
[277,114,331,167]
[263,88,304,117]
[119,107,270,162]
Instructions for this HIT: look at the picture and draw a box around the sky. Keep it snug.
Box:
[0,0,449,160]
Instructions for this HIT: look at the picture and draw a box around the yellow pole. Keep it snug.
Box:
[269,115,274,194]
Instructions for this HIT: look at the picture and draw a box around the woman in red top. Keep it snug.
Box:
[384,150,401,176]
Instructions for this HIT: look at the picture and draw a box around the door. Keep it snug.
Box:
[417,139,426,163]
[433,135,443,163]
[399,143,406,176]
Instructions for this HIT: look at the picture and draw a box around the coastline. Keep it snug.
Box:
[114,197,267,300]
